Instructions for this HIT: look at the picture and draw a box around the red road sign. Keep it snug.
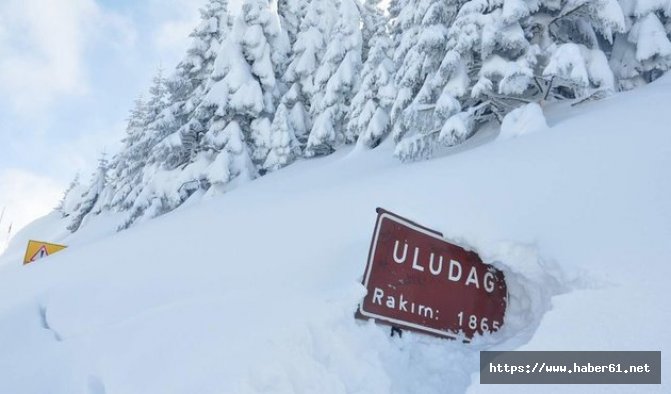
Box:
[356,208,507,340]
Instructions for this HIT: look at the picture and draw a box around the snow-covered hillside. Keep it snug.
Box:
[55,0,671,234]
[1,75,670,393]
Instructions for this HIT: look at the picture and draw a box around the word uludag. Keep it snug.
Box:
[389,239,499,292]
[356,208,507,340]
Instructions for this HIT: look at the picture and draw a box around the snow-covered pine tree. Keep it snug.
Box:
[237,0,291,165]
[277,0,337,159]
[611,0,671,89]
[283,83,310,148]
[278,0,308,48]
[189,0,290,192]
[159,0,234,172]
[283,0,338,102]
[143,69,171,158]
[345,0,395,148]
[191,39,259,191]
[108,1,236,230]
[262,101,301,170]
[261,84,309,171]
[201,119,257,193]
[388,0,409,52]
[304,0,363,156]
[359,0,382,62]
[395,0,627,161]
[67,155,109,232]
[389,0,421,138]
[117,71,172,229]
[56,174,81,218]
[388,0,407,21]
[105,96,149,212]
[540,0,626,101]
[389,0,460,146]
[186,0,231,88]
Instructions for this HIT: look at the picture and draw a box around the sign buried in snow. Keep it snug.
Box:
[356,209,507,340]
[23,240,67,265]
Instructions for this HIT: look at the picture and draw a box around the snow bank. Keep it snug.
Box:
[0,76,670,393]
[498,102,548,140]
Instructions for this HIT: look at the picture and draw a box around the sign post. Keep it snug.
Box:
[356,208,507,340]
[23,240,67,265]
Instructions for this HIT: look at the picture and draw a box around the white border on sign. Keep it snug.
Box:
[358,212,461,339]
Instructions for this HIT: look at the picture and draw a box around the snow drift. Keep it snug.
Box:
[0,76,670,393]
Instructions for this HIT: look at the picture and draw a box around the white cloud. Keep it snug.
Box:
[0,0,136,114]
[96,9,138,52]
[153,19,196,62]
[53,119,126,177]
[150,0,206,67]
[0,169,64,252]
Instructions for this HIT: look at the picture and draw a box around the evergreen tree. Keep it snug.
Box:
[263,101,301,170]
[238,0,291,165]
[106,96,149,211]
[388,0,407,20]
[305,0,363,156]
[279,0,309,48]
[359,0,382,62]
[56,174,81,218]
[283,83,311,148]
[283,0,338,106]
[274,0,337,160]
[203,120,256,190]
[143,69,171,163]
[346,0,395,148]
[68,155,109,232]
[390,0,460,144]
[197,34,261,190]
[161,0,234,172]
[186,0,231,87]
[611,0,671,89]
[395,0,627,161]
[190,0,290,192]
[117,71,173,229]
[388,0,409,58]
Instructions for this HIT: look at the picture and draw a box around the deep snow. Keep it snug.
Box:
[0,76,670,393]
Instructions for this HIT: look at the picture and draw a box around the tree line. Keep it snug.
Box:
[59,0,671,232]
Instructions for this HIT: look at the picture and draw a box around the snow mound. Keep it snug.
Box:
[0,76,670,393]
[498,102,548,140]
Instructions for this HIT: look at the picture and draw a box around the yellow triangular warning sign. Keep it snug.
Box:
[23,240,67,265]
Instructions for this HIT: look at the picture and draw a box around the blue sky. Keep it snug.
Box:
[0,0,207,243]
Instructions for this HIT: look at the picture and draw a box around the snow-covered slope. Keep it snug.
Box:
[0,76,669,394]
